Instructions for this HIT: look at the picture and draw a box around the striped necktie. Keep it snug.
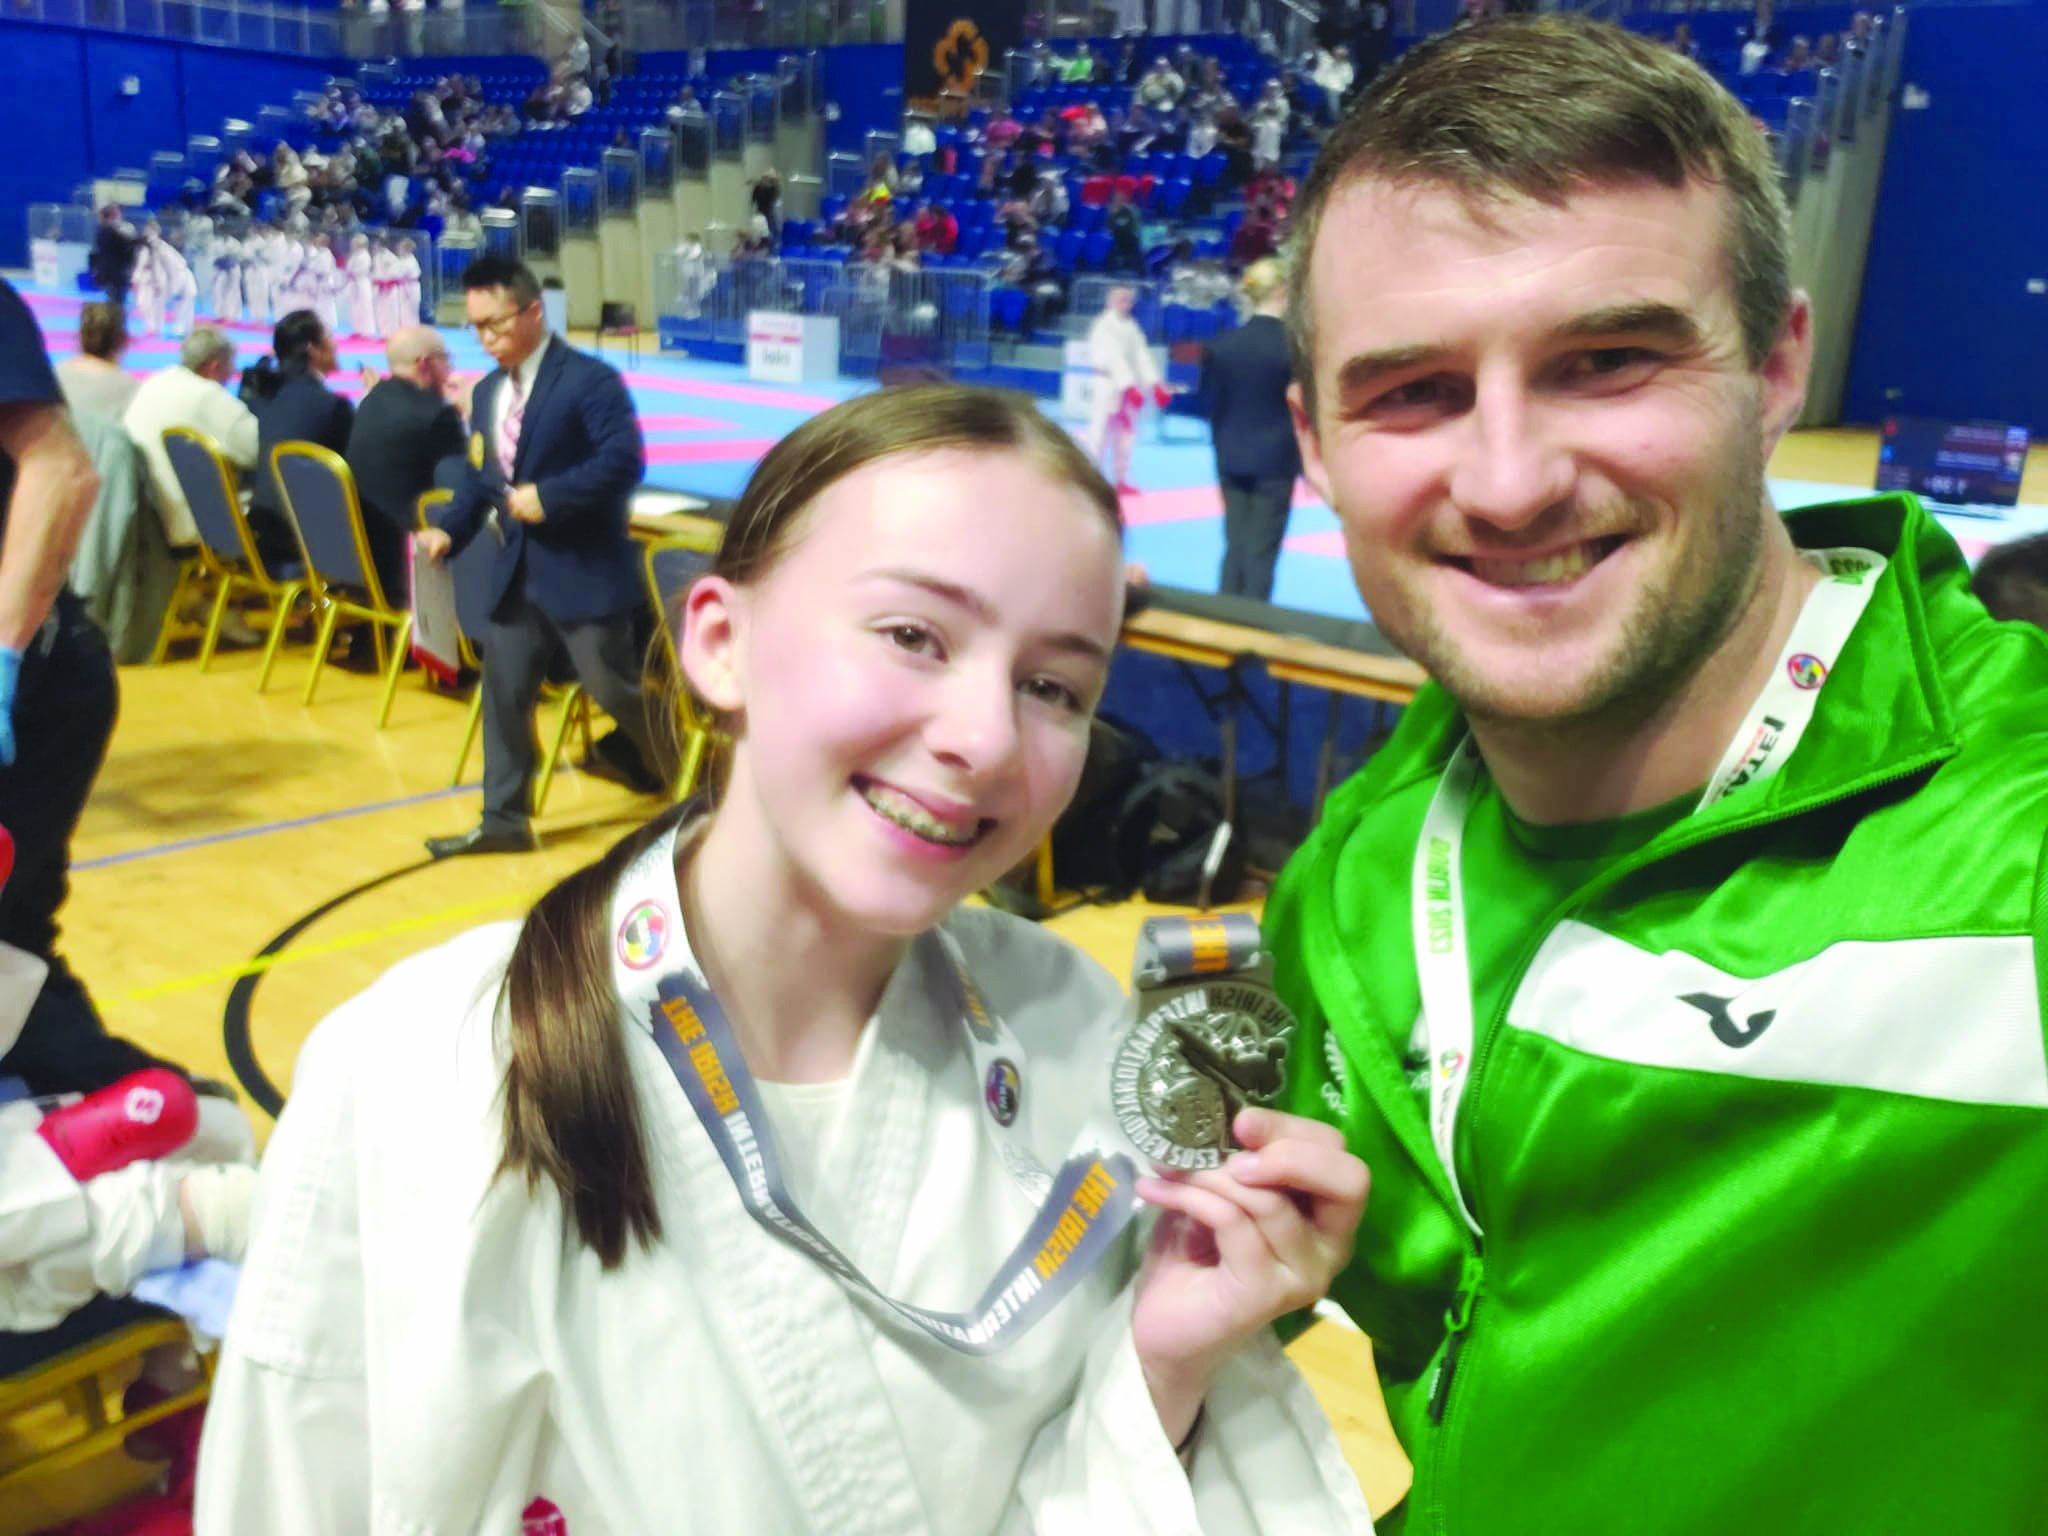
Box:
[497,371,524,481]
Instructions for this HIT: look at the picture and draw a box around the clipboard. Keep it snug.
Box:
[408,533,462,686]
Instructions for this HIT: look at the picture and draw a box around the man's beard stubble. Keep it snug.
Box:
[1417,437,1775,743]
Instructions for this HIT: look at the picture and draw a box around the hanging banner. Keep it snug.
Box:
[904,0,1021,109]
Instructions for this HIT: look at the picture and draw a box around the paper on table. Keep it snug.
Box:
[409,533,462,685]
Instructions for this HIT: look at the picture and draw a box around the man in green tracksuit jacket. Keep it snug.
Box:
[1270,18,2048,1534]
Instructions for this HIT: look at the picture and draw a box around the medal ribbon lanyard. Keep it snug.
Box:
[1413,548,1887,1233]
[615,825,1143,1355]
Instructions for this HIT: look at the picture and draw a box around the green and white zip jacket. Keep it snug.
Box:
[1270,495,2048,1534]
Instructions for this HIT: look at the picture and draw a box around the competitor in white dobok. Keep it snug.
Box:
[195,387,1375,1535]
[1085,285,1169,498]
[131,223,169,337]
[300,234,342,335]
[239,226,277,324]
[343,233,378,337]
[369,238,405,336]
[208,230,245,324]
[392,236,423,330]
[152,228,198,339]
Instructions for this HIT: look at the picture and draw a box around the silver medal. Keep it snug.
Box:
[1110,980,1298,1171]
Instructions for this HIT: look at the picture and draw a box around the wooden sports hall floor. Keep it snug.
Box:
[28,426,2039,1527]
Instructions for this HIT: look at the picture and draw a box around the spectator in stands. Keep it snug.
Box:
[1200,258,1298,601]
[1112,37,1142,83]
[415,256,665,857]
[1850,9,1875,43]
[750,170,782,240]
[1106,187,1145,275]
[1251,80,1290,167]
[122,327,258,550]
[274,144,312,218]
[1058,46,1096,84]
[240,311,355,572]
[1138,56,1186,113]
[1117,101,1162,157]
[1815,32,1841,66]
[1310,42,1356,109]
[89,207,139,310]
[1774,35,1812,73]
[1214,109,1256,197]
[346,326,466,604]
[1028,167,1070,229]
[55,304,139,426]
[1670,21,1700,59]
[1229,204,1280,270]
[984,107,1023,152]
[912,201,958,257]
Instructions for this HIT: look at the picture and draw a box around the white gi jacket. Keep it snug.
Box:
[1086,309,1160,442]
[195,903,1371,1535]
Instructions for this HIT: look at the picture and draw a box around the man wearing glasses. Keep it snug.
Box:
[418,256,665,858]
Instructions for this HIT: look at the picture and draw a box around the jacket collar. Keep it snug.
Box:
[1333,493,1967,830]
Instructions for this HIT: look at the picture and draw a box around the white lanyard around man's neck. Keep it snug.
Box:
[1411,547,1886,1233]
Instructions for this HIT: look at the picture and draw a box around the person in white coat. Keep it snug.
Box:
[343,233,378,337]
[1085,286,1167,497]
[195,385,1376,1536]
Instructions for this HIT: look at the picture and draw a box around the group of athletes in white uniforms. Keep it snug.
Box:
[130,219,423,340]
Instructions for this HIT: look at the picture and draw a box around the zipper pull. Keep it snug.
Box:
[1427,1252,1484,1425]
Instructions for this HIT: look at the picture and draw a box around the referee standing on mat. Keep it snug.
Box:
[417,256,665,859]
[1202,258,1302,601]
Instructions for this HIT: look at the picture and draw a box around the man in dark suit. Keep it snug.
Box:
[346,325,466,604]
[1200,259,1302,601]
[416,256,663,858]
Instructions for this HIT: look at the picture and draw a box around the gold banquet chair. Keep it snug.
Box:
[270,443,414,727]
[417,490,597,816]
[158,427,308,686]
[642,534,723,800]
[0,1313,211,1525]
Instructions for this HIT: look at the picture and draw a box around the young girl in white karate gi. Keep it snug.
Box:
[343,233,378,337]
[194,386,1374,1536]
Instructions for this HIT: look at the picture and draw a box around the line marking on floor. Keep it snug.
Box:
[75,782,482,872]
[114,889,529,1005]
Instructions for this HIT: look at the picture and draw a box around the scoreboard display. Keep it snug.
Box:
[1876,417,2030,507]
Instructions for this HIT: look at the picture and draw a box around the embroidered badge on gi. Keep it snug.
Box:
[616,900,670,970]
[984,1058,1021,1126]
[521,1497,567,1536]
[1786,653,1827,689]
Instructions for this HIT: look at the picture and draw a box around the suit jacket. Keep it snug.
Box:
[247,367,355,521]
[346,377,466,543]
[1199,314,1302,482]
[436,337,646,626]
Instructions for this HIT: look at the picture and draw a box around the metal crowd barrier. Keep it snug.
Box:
[653,253,998,377]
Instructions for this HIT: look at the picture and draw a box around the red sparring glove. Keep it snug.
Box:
[1153,383,1172,409]
[1123,386,1144,412]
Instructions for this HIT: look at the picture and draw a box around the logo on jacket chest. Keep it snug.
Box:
[522,1497,568,1535]
[1676,991,1777,1048]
